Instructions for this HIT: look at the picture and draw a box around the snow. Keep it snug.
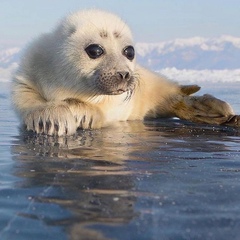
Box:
[158,68,240,83]
[136,35,240,57]
[1,36,240,83]
[0,48,21,64]
[1,65,239,83]
[0,63,18,82]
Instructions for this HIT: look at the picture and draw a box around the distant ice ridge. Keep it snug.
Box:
[0,35,240,83]
[158,68,240,83]
[136,35,240,56]
[136,35,240,70]
[0,62,18,82]
[0,47,21,82]
[1,66,239,83]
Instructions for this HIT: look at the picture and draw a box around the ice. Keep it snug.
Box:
[159,68,240,83]
[0,79,240,239]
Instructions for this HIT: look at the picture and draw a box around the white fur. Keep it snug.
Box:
[11,9,235,135]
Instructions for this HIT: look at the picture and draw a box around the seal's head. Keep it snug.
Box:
[55,9,137,98]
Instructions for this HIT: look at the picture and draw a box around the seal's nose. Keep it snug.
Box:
[117,71,130,81]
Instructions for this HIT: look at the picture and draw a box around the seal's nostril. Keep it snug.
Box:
[117,71,130,81]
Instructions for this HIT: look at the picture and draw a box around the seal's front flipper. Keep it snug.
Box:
[172,94,237,126]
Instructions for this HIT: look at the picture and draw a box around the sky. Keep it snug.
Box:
[1,0,240,47]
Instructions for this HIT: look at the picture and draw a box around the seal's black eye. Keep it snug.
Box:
[85,44,104,59]
[123,45,135,61]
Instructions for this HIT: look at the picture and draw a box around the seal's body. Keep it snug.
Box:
[11,9,238,135]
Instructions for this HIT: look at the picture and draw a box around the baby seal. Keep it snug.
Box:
[11,9,239,135]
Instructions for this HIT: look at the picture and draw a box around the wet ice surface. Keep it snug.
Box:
[0,82,240,240]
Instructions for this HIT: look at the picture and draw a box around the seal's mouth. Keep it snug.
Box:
[93,69,137,97]
[107,89,126,95]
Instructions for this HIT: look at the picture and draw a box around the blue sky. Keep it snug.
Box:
[1,0,240,47]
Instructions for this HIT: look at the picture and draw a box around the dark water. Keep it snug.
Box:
[0,82,240,240]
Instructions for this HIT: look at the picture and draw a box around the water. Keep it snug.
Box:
[0,81,240,240]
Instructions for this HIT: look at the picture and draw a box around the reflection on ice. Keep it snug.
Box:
[1,81,240,240]
[7,120,240,240]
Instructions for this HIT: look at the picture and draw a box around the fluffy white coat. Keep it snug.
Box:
[11,9,237,135]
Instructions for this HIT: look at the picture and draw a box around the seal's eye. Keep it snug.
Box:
[85,44,104,59]
[123,46,135,61]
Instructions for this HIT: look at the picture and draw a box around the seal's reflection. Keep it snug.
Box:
[11,120,239,240]
[12,122,150,240]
